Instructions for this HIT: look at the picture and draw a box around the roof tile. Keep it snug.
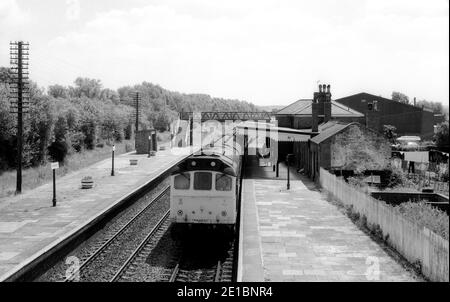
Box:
[277,99,363,117]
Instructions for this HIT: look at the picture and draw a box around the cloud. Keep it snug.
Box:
[0,0,29,28]
[31,0,449,105]
[0,0,30,63]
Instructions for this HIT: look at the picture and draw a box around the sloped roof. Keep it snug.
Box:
[310,121,357,144]
[335,92,435,113]
[276,99,364,117]
[277,99,312,115]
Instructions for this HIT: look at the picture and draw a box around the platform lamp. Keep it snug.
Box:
[111,144,115,176]
[286,154,294,190]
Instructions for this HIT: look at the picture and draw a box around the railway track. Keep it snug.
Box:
[111,211,170,282]
[64,186,170,282]
[168,261,222,282]
[166,244,234,282]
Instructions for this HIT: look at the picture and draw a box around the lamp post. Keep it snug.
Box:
[111,144,115,176]
[51,162,59,206]
[276,160,280,178]
[286,154,294,190]
[148,135,152,158]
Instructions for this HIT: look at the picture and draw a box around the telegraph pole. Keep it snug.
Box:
[131,91,141,134]
[9,41,30,195]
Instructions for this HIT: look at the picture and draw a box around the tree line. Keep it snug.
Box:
[0,67,258,172]
[391,91,448,116]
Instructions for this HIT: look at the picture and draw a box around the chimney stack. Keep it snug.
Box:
[324,85,332,123]
[312,86,320,133]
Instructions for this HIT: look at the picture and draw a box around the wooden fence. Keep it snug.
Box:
[320,168,449,282]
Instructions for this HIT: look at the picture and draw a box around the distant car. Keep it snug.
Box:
[159,146,166,151]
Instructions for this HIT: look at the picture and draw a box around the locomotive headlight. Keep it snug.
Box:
[221,211,227,217]
[210,161,216,167]
[191,161,197,166]
[177,210,183,216]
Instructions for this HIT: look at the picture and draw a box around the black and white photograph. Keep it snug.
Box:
[0,0,448,294]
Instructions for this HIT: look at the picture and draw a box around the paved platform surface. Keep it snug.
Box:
[239,163,421,282]
[0,146,191,280]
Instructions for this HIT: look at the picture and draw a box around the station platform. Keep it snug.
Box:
[0,146,192,281]
[238,160,421,282]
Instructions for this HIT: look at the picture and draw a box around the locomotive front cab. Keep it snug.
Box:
[169,157,237,226]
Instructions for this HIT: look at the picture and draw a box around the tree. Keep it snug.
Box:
[100,88,120,104]
[154,110,177,132]
[25,95,55,166]
[69,77,103,98]
[392,91,409,104]
[47,141,68,163]
[48,84,69,99]
[1,73,260,174]
[434,121,449,151]
[0,67,12,88]
[415,99,444,114]
[383,125,397,144]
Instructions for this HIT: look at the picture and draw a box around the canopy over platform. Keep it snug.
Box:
[235,121,314,142]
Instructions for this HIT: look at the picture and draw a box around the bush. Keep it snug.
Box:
[96,143,104,148]
[125,143,134,153]
[347,176,367,189]
[47,141,69,163]
[81,121,96,150]
[68,131,86,153]
[124,124,132,140]
[434,121,449,151]
[442,170,449,182]
[386,165,407,188]
[396,201,449,240]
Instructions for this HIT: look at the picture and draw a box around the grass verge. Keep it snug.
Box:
[0,140,135,199]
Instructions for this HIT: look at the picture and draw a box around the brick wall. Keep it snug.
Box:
[330,125,391,171]
[135,130,154,154]
[336,93,436,138]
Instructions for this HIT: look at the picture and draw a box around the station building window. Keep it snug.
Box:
[194,172,212,190]
[215,174,232,191]
[174,173,190,190]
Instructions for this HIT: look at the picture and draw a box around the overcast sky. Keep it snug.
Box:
[0,0,448,106]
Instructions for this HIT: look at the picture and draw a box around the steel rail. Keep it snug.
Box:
[110,210,170,282]
[65,186,170,282]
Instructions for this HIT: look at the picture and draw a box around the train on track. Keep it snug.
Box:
[170,133,243,238]
[169,121,278,239]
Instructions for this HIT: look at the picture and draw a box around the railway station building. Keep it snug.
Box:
[276,89,443,145]
[274,85,392,181]
[334,93,440,140]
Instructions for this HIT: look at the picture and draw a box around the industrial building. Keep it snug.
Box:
[335,93,439,139]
